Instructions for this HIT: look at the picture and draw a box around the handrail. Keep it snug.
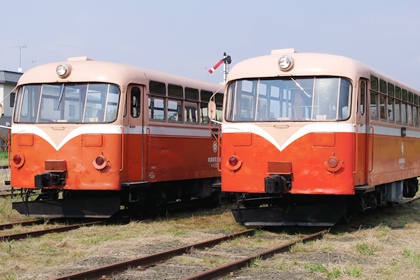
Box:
[369,126,374,173]
[8,129,10,168]
[120,126,124,171]
[218,125,221,172]
[353,124,358,174]
[147,128,151,169]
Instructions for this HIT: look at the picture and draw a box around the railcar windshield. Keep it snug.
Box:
[225,77,352,122]
[13,83,120,123]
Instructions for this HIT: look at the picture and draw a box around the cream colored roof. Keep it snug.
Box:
[18,58,223,93]
[227,51,418,93]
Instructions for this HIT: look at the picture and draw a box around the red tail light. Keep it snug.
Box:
[92,155,107,170]
[13,155,22,165]
[229,156,239,166]
[328,157,338,168]
[95,156,105,166]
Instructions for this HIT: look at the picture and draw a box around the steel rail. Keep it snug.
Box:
[0,219,46,231]
[0,221,102,241]
[52,229,255,280]
[400,196,420,205]
[182,229,328,280]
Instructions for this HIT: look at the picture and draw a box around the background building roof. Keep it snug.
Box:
[0,70,22,84]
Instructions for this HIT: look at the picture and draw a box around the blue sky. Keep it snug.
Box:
[2,0,420,88]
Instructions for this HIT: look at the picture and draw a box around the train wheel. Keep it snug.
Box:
[370,195,378,209]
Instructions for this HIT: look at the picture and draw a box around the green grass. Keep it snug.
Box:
[309,264,341,278]
[0,151,9,166]
[356,242,378,255]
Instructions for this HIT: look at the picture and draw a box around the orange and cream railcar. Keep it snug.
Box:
[218,49,419,226]
[10,56,224,218]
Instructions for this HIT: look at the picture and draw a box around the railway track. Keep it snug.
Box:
[182,230,328,280]
[0,219,47,230]
[52,228,327,280]
[0,220,103,241]
[52,228,256,280]
[50,195,420,280]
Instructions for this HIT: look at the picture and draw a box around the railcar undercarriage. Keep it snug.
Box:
[12,178,223,218]
[232,178,419,227]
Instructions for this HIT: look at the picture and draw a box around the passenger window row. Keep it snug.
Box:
[370,75,419,127]
[148,80,223,124]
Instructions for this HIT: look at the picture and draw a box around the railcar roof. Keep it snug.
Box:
[227,51,419,93]
[17,58,223,92]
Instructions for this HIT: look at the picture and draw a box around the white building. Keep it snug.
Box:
[0,70,22,150]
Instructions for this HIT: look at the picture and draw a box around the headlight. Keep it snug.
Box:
[56,64,70,78]
[278,56,293,71]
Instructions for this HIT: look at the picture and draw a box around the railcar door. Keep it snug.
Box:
[123,85,144,181]
[355,79,369,185]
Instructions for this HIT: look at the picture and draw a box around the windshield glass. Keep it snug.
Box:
[225,77,352,122]
[13,83,120,123]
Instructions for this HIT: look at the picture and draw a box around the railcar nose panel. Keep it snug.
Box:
[11,125,122,191]
[221,124,355,195]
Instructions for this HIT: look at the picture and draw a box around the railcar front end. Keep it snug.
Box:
[11,78,124,217]
[223,76,354,226]
[221,49,419,226]
[9,57,223,218]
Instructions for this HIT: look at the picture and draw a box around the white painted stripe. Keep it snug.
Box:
[12,125,123,151]
[124,125,213,137]
[223,122,420,152]
[222,123,355,151]
[146,126,213,137]
[370,124,420,138]
[12,124,215,151]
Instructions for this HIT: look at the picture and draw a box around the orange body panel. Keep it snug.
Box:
[367,134,419,185]
[121,133,220,183]
[11,133,122,190]
[222,125,420,195]
[144,136,219,182]
[12,130,220,190]
[222,131,356,195]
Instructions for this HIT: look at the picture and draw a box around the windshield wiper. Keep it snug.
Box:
[56,83,65,110]
[290,77,311,98]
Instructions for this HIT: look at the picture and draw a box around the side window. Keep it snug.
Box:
[388,97,394,122]
[168,84,183,98]
[408,105,413,126]
[148,96,165,121]
[10,92,15,108]
[149,81,166,95]
[215,93,223,121]
[370,75,378,91]
[149,81,166,121]
[168,99,183,122]
[200,90,212,124]
[185,101,198,123]
[380,95,387,121]
[370,92,378,119]
[402,102,407,125]
[360,80,365,115]
[185,87,199,124]
[395,100,401,124]
[131,87,141,118]
[396,86,401,99]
